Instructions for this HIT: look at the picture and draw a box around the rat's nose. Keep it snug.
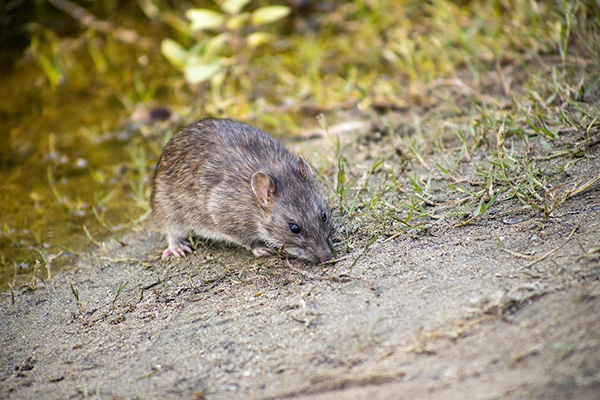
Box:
[316,247,333,263]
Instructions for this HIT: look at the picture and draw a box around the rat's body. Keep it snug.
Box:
[151,118,333,263]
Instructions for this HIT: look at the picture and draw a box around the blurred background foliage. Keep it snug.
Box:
[2,0,598,126]
[3,1,595,118]
[1,0,599,288]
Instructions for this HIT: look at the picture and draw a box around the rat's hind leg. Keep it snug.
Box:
[162,228,193,258]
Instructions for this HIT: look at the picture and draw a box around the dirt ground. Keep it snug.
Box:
[1,121,599,400]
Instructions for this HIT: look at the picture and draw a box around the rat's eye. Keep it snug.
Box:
[321,212,327,222]
[289,223,301,234]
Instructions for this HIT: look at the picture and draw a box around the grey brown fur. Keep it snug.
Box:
[151,118,333,263]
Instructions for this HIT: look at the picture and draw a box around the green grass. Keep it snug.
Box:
[70,283,83,313]
[111,281,129,309]
[312,0,600,255]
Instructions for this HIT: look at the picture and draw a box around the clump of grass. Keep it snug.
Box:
[314,0,600,258]
[111,281,129,309]
[70,284,83,313]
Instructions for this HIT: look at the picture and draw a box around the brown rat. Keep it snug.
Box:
[151,118,333,263]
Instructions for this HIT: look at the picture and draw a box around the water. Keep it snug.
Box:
[0,59,175,290]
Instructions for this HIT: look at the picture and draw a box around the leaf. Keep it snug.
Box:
[222,0,251,15]
[473,195,485,217]
[162,11,194,37]
[251,6,291,25]
[138,0,160,18]
[38,54,62,87]
[366,235,379,247]
[185,9,225,31]
[184,63,221,84]
[247,32,274,47]
[225,13,250,30]
[337,160,346,186]
[484,189,503,211]
[160,39,187,70]
[204,33,230,59]
[435,162,448,174]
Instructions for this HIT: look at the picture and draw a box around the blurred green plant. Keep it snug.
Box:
[161,0,291,85]
[27,26,66,88]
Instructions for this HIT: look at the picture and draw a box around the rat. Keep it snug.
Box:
[151,118,334,264]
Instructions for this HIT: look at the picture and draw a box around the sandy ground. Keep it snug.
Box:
[1,123,600,399]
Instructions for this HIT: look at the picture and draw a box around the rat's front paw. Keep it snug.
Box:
[251,246,273,257]
[162,238,193,259]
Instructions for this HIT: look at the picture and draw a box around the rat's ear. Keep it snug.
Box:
[251,171,276,206]
[298,156,313,181]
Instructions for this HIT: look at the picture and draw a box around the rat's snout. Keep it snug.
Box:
[319,253,332,263]
[316,245,333,263]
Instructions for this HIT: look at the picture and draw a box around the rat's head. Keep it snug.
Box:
[251,156,333,264]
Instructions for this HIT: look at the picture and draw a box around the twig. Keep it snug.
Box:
[321,254,351,264]
[382,232,402,243]
[565,174,600,199]
[519,219,582,270]
[425,78,499,104]
[293,120,372,141]
[48,0,153,49]
[499,247,535,260]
